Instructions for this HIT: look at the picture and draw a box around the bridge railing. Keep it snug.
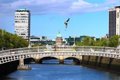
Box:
[75,46,120,54]
[0,46,47,56]
[0,46,120,57]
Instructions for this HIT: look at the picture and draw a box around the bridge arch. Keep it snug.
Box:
[39,56,59,64]
[64,57,81,65]
[24,58,36,64]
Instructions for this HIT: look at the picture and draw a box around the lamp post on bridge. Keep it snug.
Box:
[28,36,31,48]
[73,36,76,46]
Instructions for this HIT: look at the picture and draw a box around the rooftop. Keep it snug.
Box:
[16,9,30,12]
[115,6,120,8]
[56,32,62,37]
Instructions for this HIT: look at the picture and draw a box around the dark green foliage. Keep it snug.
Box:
[0,29,28,50]
[109,35,120,47]
[76,35,120,47]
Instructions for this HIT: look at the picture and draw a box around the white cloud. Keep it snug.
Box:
[69,0,120,14]
[70,0,93,9]
[0,0,120,15]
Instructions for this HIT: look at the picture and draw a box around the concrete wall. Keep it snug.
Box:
[110,58,120,70]
[28,55,120,71]
[81,55,120,71]
[0,61,19,77]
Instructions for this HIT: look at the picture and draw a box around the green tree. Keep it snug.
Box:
[0,29,28,50]
[95,38,108,46]
[76,41,83,46]
[76,36,95,46]
[109,35,120,47]
[82,36,93,46]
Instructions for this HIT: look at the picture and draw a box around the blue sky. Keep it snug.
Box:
[0,0,120,39]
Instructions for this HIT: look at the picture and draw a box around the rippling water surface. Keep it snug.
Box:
[2,61,120,80]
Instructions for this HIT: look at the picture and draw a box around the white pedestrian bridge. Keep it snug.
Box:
[0,46,120,67]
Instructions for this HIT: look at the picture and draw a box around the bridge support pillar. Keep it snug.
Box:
[17,57,31,70]
[59,56,64,64]
[35,59,41,64]
[108,58,113,68]
[98,57,103,67]
[59,59,64,64]
[73,59,80,65]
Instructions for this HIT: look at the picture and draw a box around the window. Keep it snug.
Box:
[116,12,119,18]
[21,33,25,35]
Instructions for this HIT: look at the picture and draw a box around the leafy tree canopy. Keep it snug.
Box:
[0,29,28,50]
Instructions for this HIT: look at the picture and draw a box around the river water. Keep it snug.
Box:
[1,60,120,80]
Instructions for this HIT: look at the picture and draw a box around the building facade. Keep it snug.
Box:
[56,32,63,46]
[30,36,55,46]
[65,36,95,45]
[109,6,120,37]
[15,9,30,40]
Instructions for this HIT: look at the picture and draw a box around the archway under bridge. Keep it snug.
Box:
[24,56,81,65]
[39,56,59,64]
[64,57,81,65]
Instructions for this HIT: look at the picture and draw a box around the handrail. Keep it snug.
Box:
[0,46,120,57]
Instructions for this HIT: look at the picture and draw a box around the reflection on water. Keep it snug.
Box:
[1,60,120,80]
[42,59,73,64]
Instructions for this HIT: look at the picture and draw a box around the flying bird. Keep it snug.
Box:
[64,18,70,29]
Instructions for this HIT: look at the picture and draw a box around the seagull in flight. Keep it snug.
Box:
[64,18,70,29]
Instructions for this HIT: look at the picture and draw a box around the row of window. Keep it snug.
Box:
[116,12,120,18]
[15,28,29,31]
[15,26,29,29]
[15,21,28,23]
[15,16,28,18]
[15,32,28,35]
[15,29,29,31]
[15,19,28,20]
